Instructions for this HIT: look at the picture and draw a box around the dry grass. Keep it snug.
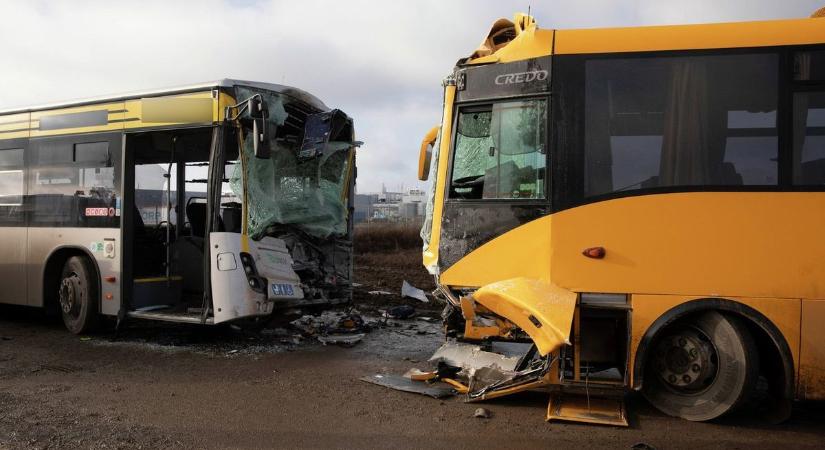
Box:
[352,222,438,311]
[354,222,423,254]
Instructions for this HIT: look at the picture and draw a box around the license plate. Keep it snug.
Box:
[271,283,295,297]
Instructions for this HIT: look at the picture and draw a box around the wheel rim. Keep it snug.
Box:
[653,326,719,394]
[59,274,82,319]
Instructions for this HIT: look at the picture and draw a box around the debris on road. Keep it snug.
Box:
[289,310,369,347]
[401,280,429,303]
[368,290,392,296]
[385,305,415,320]
[473,407,491,419]
[360,374,456,399]
[317,333,365,347]
[429,341,521,372]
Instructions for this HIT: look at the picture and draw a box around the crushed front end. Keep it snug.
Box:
[230,85,359,310]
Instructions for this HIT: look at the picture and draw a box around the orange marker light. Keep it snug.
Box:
[582,247,606,259]
[104,276,116,283]
[105,293,114,300]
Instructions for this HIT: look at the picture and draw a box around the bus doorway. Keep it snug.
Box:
[123,126,236,323]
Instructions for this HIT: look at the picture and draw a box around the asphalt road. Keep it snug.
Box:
[1,305,824,449]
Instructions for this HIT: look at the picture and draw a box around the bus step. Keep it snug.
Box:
[547,392,628,427]
[126,310,214,325]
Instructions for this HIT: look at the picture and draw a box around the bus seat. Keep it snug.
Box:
[222,207,242,233]
[187,202,206,237]
[172,237,204,294]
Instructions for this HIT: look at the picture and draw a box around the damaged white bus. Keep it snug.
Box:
[0,80,359,333]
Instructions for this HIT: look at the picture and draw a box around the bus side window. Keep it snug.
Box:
[582,53,779,197]
[792,91,825,185]
[0,148,24,225]
[29,136,120,227]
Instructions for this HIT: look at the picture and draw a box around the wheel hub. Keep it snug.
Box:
[654,328,717,392]
[59,276,81,316]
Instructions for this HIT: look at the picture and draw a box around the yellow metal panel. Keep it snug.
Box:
[30,102,125,137]
[443,192,825,301]
[800,299,825,399]
[555,18,825,55]
[549,192,825,299]
[440,215,552,286]
[547,393,628,427]
[469,28,554,65]
[123,91,217,130]
[141,97,213,124]
[472,277,577,356]
[629,294,801,389]
[218,91,236,122]
[421,84,456,272]
[0,112,30,140]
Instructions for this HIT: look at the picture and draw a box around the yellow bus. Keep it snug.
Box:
[418,12,825,424]
[0,80,359,334]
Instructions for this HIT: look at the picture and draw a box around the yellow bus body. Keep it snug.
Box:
[424,13,825,415]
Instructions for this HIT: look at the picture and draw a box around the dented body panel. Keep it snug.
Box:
[473,278,576,356]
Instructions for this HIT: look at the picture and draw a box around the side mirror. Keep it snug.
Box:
[248,97,265,119]
[252,119,271,159]
[418,126,440,181]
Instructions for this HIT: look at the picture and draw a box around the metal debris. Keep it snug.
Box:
[360,374,456,399]
[401,280,429,303]
[429,341,521,372]
[386,305,415,320]
[289,310,368,347]
[317,333,365,347]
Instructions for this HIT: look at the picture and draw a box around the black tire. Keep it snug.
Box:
[643,311,759,422]
[58,256,99,335]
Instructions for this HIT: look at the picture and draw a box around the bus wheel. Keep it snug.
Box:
[58,256,99,335]
[643,311,758,422]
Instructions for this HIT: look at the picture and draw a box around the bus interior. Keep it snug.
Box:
[127,126,235,317]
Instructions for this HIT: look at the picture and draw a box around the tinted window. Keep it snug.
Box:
[450,99,546,199]
[793,91,825,185]
[29,136,120,227]
[74,141,109,163]
[0,148,24,224]
[583,53,778,197]
[795,50,825,81]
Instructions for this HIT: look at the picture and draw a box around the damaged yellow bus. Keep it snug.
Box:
[418,12,825,424]
[0,80,359,334]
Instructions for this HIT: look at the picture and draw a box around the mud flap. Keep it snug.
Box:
[472,278,577,356]
[547,392,628,427]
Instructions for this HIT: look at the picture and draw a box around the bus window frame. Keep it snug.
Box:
[550,45,825,213]
[788,44,825,189]
[445,94,552,206]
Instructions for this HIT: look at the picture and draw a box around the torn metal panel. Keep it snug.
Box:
[547,392,628,427]
[401,280,429,303]
[429,341,521,372]
[361,374,456,399]
[472,278,577,356]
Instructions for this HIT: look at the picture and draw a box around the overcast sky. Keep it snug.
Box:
[0,0,821,192]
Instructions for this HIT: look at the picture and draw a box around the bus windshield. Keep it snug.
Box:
[230,87,355,239]
[450,99,546,200]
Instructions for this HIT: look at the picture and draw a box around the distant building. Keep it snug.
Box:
[353,186,426,223]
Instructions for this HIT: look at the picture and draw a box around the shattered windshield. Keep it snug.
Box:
[230,86,354,239]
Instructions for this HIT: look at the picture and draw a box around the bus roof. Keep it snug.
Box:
[467,15,825,65]
[0,79,327,116]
